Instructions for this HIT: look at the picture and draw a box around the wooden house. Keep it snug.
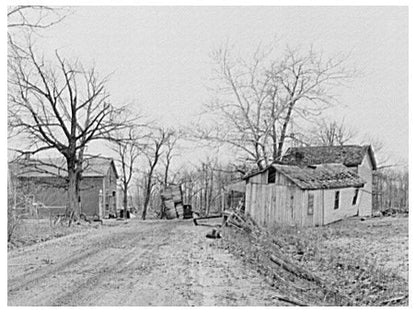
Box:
[10,157,119,218]
[280,145,377,217]
[244,163,366,227]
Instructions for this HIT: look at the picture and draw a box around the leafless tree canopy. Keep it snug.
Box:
[7,6,70,57]
[141,127,175,220]
[8,6,67,29]
[8,43,132,219]
[110,119,149,219]
[196,44,353,170]
[308,119,357,146]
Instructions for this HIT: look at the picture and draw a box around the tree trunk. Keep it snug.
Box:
[67,167,80,223]
[142,175,152,220]
[142,189,151,220]
[123,185,128,220]
[164,159,170,187]
[276,103,295,160]
[272,121,278,161]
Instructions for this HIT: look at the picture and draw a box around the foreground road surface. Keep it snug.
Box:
[8,220,285,306]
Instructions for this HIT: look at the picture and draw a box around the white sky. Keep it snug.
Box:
[9,5,409,166]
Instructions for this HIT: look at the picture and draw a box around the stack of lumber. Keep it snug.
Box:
[161,185,184,219]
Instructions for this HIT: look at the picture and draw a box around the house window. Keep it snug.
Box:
[267,167,276,184]
[334,191,340,210]
[352,188,359,205]
[307,193,314,215]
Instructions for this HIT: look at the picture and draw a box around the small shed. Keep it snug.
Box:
[244,163,365,227]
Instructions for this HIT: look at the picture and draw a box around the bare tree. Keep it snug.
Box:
[162,130,180,186]
[309,119,357,146]
[8,6,69,140]
[7,6,68,30]
[141,128,174,220]
[8,44,131,221]
[110,123,146,219]
[197,44,353,169]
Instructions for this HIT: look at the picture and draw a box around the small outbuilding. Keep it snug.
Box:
[244,163,366,227]
[280,145,377,217]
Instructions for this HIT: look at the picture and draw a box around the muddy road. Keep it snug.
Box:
[8,220,286,306]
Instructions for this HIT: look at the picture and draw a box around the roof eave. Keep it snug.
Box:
[301,183,365,191]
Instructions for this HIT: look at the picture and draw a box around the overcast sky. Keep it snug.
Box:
[17,6,409,165]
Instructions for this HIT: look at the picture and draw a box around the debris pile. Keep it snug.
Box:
[215,210,408,306]
[161,185,185,219]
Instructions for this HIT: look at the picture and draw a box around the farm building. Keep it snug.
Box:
[244,163,366,227]
[280,145,377,217]
[9,157,119,218]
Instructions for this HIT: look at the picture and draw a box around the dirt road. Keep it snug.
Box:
[8,220,286,306]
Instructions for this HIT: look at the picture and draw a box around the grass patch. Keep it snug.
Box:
[8,219,98,250]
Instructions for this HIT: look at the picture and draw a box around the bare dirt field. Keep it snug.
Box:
[8,219,289,306]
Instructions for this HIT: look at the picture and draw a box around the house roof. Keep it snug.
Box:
[280,145,377,170]
[10,157,118,179]
[244,163,365,190]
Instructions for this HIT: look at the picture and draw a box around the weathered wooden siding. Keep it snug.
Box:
[103,166,118,217]
[304,190,320,227]
[322,187,359,224]
[80,177,102,216]
[358,153,373,216]
[245,170,362,227]
[246,171,309,227]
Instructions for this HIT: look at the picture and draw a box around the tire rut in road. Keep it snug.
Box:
[9,245,106,293]
[8,222,170,306]
[51,223,174,306]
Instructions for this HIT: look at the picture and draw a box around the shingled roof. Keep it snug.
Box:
[244,164,365,190]
[10,157,118,179]
[280,145,376,170]
[244,163,365,190]
[275,164,365,190]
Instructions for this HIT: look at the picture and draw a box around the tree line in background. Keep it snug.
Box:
[8,6,408,228]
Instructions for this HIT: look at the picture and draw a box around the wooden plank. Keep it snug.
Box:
[281,186,285,224]
[272,185,277,226]
[260,184,264,225]
[261,185,266,226]
[252,184,258,224]
[246,183,252,216]
[269,185,273,226]
[265,185,269,226]
[275,186,281,223]
[266,185,271,227]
